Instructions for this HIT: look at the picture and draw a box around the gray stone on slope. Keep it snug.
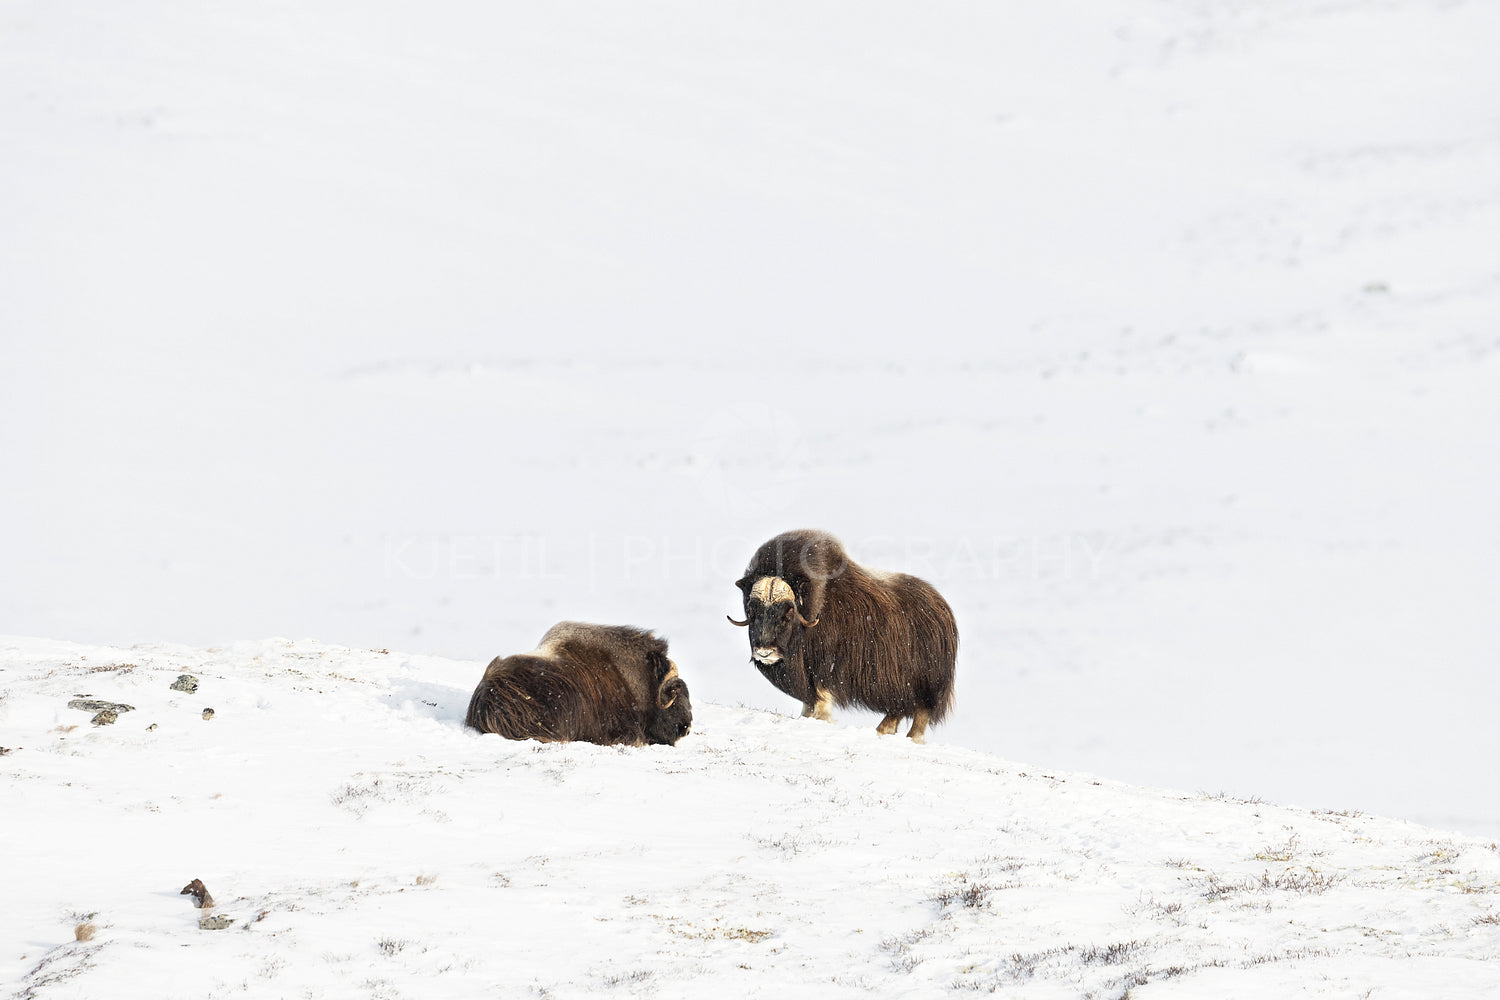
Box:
[68,698,135,714]
[70,698,134,724]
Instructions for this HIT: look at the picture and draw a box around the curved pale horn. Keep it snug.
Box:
[795,609,819,628]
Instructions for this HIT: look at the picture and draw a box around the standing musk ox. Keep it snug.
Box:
[729,529,957,742]
[465,622,692,746]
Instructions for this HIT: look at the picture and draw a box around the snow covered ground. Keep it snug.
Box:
[3,0,1499,855]
[4,637,1499,998]
[2,638,1500,995]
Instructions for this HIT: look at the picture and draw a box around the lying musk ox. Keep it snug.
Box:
[729,529,957,742]
[465,622,692,746]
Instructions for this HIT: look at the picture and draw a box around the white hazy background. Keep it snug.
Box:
[3,1,1498,836]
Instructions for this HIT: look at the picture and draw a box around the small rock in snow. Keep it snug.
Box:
[68,698,134,716]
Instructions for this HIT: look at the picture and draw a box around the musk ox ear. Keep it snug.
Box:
[657,676,687,710]
[734,574,754,593]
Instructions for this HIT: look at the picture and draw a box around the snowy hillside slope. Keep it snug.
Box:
[4,637,1499,999]
[3,0,1499,841]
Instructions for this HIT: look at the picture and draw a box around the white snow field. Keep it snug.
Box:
[3,637,1499,999]
[2,0,1499,924]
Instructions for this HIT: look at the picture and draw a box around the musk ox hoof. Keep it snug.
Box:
[799,689,834,722]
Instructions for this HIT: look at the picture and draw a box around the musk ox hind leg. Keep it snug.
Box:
[906,709,932,744]
[800,688,835,722]
[876,712,903,736]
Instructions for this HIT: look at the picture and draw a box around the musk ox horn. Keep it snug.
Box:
[747,575,817,626]
[726,614,749,627]
[749,576,795,604]
[658,677,686,710]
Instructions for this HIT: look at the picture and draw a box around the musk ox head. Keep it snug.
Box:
[643,654,693,745]
[729,574,818,665]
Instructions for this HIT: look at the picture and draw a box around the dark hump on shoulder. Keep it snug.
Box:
[750,529,849,584]
[540,620,666,652]
[538,621,667,672]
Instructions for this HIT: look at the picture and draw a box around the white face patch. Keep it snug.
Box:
[752,647,782,665]
[748,576,796,605]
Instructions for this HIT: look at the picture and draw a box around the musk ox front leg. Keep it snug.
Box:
[876,712,902,736]
[801,688,834,722]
